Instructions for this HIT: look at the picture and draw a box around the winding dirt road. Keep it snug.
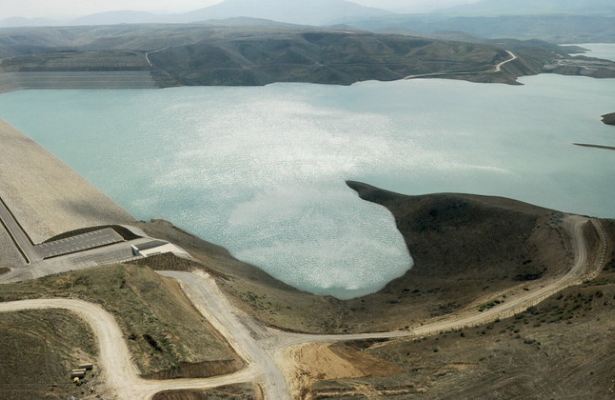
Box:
[0,298,259,400]
[0,216,608,399]
[405,49,518,79]
[494,50,518,72]
[160,270,291,400]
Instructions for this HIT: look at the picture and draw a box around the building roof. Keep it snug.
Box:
[133,240,168,251]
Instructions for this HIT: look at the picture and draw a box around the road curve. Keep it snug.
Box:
[267,216,609,396]
[495,50,518,72]
[405,49,517,79]
[0,216,607,400]
[160,216,608,400]
[0,298,258,400]
[160,271,292,400]
[274,216,607,347]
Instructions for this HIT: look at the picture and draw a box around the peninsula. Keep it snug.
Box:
[603,112,615,126]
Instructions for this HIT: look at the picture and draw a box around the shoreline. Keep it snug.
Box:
[574,143,615,151]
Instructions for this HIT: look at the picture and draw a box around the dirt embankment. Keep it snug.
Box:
[0,120,134,244]
[285,341,402,399]
[139,181,578,334]
[152,384,261,400]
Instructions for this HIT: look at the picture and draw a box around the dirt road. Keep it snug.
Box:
[0,298,258,400]
[0,216,607,399]
[273,216,606,347]
[163,216,608,399]
[406,49,517,79]
[269,216,609,396]
[495,50,518,72]
[161,270,292,400]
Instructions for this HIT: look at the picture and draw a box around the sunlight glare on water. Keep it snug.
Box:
[1,58,614,298]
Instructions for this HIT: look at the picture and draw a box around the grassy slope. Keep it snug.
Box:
[0,310,99,400]
[0,24,556,87]
[149,31,509,86]
[140,182,575,334]
[0,264,243,379]
[311,224,615,399]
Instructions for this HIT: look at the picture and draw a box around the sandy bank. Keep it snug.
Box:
[0,120,134,243]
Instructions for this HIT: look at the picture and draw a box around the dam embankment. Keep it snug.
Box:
[0,71,159,93]
[0,120,134,244]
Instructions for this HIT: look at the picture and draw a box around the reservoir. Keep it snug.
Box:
[574,43,615,62]
[0,69,614,299]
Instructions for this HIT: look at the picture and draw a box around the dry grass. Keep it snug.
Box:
[0,310,101,400]
[0,264,243,378]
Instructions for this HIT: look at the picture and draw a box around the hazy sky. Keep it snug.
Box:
[0,0,477,19]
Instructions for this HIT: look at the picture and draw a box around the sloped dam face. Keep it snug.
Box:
[0,70,614,299]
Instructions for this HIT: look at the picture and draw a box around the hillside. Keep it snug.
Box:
[0,310,100,400]
[147,31,512,86]
[300,231,615,398]
[0,23,539,88]
[2,22,611,89]
[0,265,243,379]
[138,182,591,334]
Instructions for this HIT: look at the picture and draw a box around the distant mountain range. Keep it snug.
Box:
[0,0,391,28]
[174,0,390,25]
[442,0,615,16]
[2,0,615,44]
[348,14,615,44]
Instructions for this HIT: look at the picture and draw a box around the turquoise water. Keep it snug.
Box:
[0,72,614,299]
[575,43,615,61]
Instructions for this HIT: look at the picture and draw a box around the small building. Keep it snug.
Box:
[131,240,191,259]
